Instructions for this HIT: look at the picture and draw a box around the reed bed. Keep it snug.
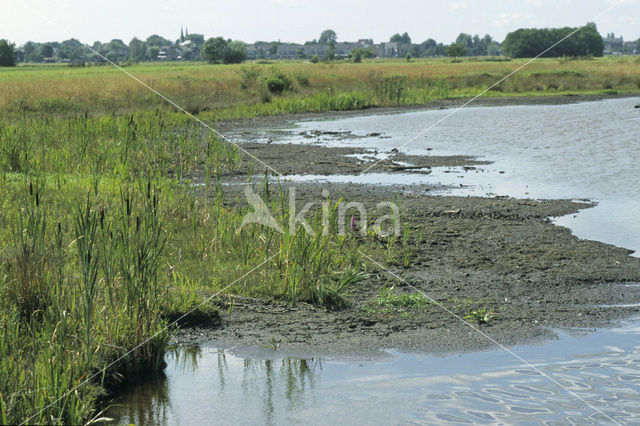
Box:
[0,110,367,423]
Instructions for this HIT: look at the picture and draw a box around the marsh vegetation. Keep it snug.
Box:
[1,56,639,423]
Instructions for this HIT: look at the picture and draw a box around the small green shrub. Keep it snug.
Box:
[266,70,293,95]
[266,77,286,94]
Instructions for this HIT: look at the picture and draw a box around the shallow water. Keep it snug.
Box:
[277,97,640,255]
[110,99,640,424]
[109,319,640,425]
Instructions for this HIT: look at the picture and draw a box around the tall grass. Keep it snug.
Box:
[0,179,173,424]
[0,101,368,422]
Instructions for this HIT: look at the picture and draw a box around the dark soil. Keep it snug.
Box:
[175,94,640,357]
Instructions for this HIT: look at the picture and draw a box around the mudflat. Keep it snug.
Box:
[176,94,640,357]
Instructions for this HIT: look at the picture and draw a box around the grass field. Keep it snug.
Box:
[1,56,639,117]
[1,56,639,424]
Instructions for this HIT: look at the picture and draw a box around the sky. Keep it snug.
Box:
[2,0,640,46]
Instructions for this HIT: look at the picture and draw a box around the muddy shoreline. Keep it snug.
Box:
[176,93,640,357]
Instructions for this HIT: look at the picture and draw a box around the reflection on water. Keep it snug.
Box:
[108,320,640,425]
[107,347,323,425]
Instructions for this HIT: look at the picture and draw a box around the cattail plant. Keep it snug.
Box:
[74,194,100,370]
[9,181,48,318]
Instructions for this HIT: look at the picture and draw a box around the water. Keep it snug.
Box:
[277,97,640,255]
[110,98,640,424]
[109,319,640,425]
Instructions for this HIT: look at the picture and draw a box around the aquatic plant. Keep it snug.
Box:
[464,308,496,325]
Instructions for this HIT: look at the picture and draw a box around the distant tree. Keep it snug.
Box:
[146,34,172,47]
[0,40,17,66]
[325,42,336,60]
[148,46,160,61]
[23,41,35,61]
[446,42,467,59]
[487,41,501,56]
[41,43,54,58]
[224,40,247,64]
[69,46,86,62]
[635,38,640,53]
[269,42,280,55]
[185,33,205,46]
[451,33,496,56]
[202,37,227,63]
[350,47,374,59]
[482,34,493,50]
[108,39,127,55]
[24,41,43,62]
[455,33,473,50]
[390,32,411,43]
[318,29,337,45]
[420,38,438,56]
[57,38,83,61]
[576,22,604,57]
[503,23,603,58]
[128,37,147,61]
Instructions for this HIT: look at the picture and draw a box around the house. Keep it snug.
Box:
[246,44,258,60]
[603,33,624,55]
[276,43,303,59]
[303,43,327,58]
[254,42,274,59]
[379,42,404,57]
[334,42,359,58]
[623,41,637,55]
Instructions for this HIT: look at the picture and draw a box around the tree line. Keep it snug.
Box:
[502,23,604,58]
[0,22,635,67]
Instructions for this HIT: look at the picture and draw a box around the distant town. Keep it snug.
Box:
[10,27,640,65]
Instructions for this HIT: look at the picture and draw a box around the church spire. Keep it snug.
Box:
[180,26,185,42]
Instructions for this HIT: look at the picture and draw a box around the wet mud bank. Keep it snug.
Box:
[177,190,640,357]
[177,95,640,357]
